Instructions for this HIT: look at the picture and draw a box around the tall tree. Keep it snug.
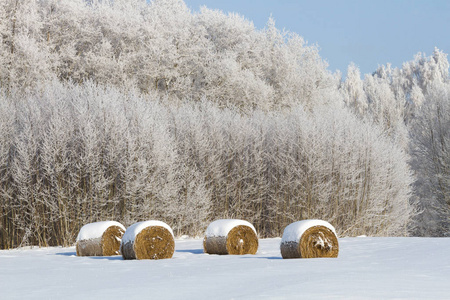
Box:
[410,82,450,236]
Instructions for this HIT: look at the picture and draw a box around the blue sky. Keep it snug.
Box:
[183,0,450,76]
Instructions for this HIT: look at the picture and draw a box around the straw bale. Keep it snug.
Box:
[204,224,258,255]
[76,238,102,256]
[76,225,125,256]
[101,225,125,256]
[121,226,175,260]
[281,225,339,259]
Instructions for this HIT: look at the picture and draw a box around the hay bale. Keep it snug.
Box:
[280,220,339,259]
[203,219,258,255]
[76,221,125,256]
[120,221,175,260]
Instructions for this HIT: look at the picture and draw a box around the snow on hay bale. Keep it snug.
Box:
[76,221,126,256]
[120,221,175,260]
[203,219,258,255]
[280,220,339,259]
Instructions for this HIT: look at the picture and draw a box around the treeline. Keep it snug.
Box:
[341,51,450,236]
[0,0,448,248]
[0,82,413,248]
[0,0,335,110]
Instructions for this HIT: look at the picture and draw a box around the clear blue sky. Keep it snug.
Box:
[183,0,450,76]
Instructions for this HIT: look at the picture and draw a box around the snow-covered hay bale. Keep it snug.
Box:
[280,220,339,259]
[76,221,125,256]
[203,219,258,255]
[120,221,175,260]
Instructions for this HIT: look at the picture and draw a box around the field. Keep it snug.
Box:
[1,237,449,299]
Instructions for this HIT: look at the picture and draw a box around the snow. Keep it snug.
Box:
[0,237,449,299]
[76,221,126,241]
[281,219,336,243]
[121,221,174,244]
[205,219,257,237]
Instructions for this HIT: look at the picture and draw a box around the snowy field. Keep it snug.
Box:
[1,237,449,300]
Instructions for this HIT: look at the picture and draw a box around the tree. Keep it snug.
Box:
[341,63,367,115]
[410,82,450,236]
[0,0,425,247]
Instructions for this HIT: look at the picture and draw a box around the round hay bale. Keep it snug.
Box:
[203,219,258,255]
[280,220,339,259]
[76,221,125,256]
[120,221,175,260]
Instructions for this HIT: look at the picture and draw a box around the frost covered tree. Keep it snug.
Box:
[0,0,429,248]
[410,82,450,236]
[0,0,337,110]
[0,0,54,92]
[341,49,450,236]
[0,81,416,248]
[341,63,367,115]
[363,74,409,148]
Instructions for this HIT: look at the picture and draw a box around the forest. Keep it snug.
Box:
[0,0,448,249]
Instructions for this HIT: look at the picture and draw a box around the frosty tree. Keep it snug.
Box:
[5,0,449,249]
[410,82,450,236]
[0,82,415,248]
[342,49,450,236]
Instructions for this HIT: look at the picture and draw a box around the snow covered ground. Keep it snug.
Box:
[1,237,449,299]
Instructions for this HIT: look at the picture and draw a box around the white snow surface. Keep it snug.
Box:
[121,220,174,244]
[76,221,126,241]
[281,219,337,243]
[1,237,449,299]
[205,219,257,237]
